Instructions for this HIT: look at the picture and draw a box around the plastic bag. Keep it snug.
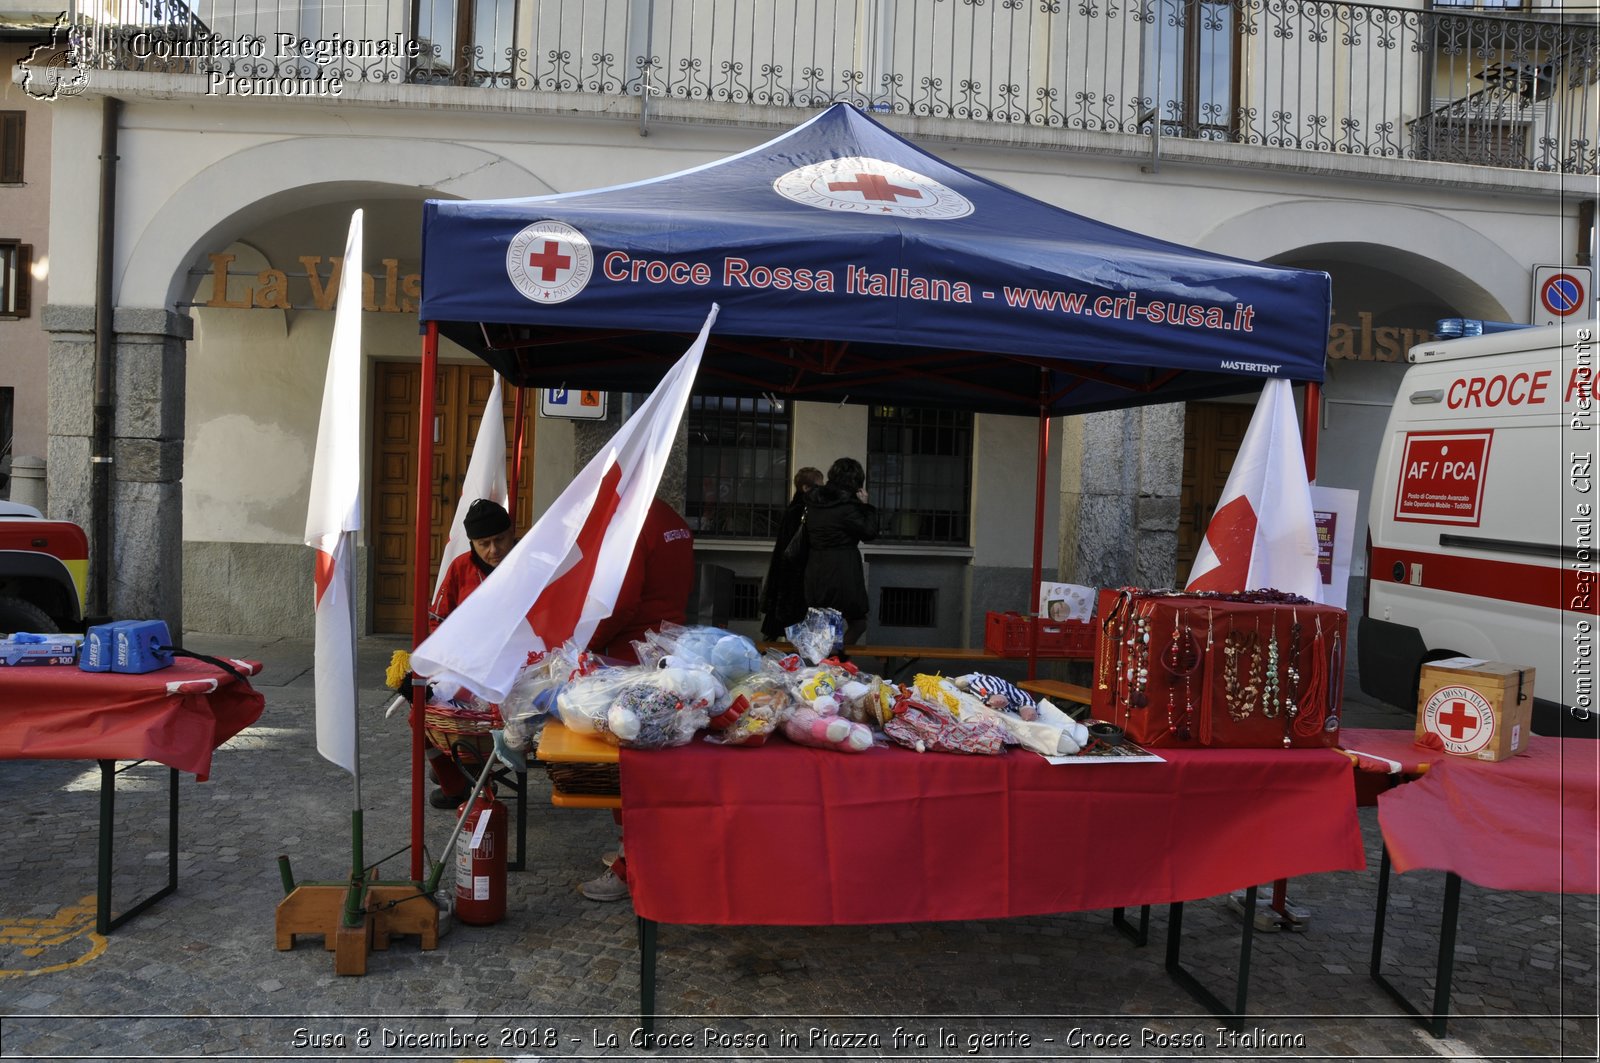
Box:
[785,607,844,665]
[882,690,1007,755]
[782,704,873,753]
[705,672,794,747]
[636,623,762,686]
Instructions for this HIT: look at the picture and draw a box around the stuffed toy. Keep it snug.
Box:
[882,688,1007,755]
[954,672,1039,721]
[782,703,873,753]
[706,673,793,747]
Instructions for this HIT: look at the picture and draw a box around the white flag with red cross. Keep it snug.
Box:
[412,304,718,703]
[303,210,364,776]
[1185,378,1321,602]
[432,374,509,598]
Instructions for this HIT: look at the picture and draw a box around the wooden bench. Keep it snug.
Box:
[758,642,1067,679]
[535,719,621,810]
[1017,678,1094,706]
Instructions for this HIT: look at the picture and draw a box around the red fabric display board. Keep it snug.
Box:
[1090,588,1347,749]
[1342,727,1599,895]
[0,658,264,781]
[620,739,1364,926]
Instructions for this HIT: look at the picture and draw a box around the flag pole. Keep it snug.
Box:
[410,322,439,882]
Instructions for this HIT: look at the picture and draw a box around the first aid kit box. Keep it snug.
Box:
[1416,657,1534,762]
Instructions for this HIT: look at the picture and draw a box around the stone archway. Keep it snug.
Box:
[45,135,544,631]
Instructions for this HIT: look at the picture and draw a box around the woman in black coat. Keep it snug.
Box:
[802,457,879,646]
[760,466,824,640]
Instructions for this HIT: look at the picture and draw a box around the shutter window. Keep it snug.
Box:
[0,113,23,184]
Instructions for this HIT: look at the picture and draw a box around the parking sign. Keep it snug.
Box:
[1531,265,1592,326]
[539,388,608,419]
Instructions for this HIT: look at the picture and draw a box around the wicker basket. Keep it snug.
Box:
[543,761,621,796]
[423,703,501,764]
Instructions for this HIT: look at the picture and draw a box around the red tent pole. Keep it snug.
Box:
[1028,372,1050,681]
[409,322,439,881]
[508,385,527,518]
[1302,381,1321,481]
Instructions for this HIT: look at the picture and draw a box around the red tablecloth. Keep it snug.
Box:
[1341,727,1600,895]
[620,739,1364,925]
[0,658,264,781]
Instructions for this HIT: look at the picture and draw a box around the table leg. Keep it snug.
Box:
[492,766,529,872]
[1164,885,1256,1029]
[1369,845,1458,1037]
[1111,905,1150,946]
[638,915,658,1036]
[96,762,180,934]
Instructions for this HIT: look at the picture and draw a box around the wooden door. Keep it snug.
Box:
[369,362,536,634]
[1176,401,1251,585]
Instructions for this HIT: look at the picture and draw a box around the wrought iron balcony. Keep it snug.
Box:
[70,0,1598,175]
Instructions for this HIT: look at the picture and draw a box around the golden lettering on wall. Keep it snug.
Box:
[1326,311,1432,363]
[205,253,422,313]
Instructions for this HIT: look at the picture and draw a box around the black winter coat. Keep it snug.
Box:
[759,490,810,639]
[801,483,878,621]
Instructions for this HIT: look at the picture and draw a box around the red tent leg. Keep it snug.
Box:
[509,383,527,518]
[1303,381,1320,481]
[409,323,440,882]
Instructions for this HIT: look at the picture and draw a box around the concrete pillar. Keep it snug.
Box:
[43,304,189,631]
[1060,402,1184,591]
[572,393,688,513]
[7,455,46,510]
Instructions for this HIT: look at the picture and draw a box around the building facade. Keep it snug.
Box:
[9,0,1597,650]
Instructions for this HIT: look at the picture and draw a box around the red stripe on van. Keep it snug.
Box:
[1369,545,1592,614]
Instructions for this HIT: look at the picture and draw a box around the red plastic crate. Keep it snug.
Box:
[984,611,1093,658]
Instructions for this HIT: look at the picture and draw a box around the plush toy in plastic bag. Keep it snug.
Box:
[555,663,718,750]
[785,607,845,665]
[705,672,793,747]
[638,623,762,687]
[882,689,1006,755]
[782,704,873,753]
[835,675,895,727]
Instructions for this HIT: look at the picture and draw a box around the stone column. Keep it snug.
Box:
[1059,402,1184,591]
[572,393,688,513]
[43,305,189,631]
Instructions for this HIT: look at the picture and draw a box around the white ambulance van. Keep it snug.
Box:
[1359,319,1598,738]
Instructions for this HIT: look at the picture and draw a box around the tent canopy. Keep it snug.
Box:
[420,105,1330,416]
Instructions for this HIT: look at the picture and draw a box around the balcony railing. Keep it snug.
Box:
[71,0,1599,174]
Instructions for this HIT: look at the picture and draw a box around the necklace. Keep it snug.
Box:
[1222,628,1261,722]
[1160,610,1202,740]
[1121,600,1151,710]
[1262,616,1281,720]
[1098,590,1130,695]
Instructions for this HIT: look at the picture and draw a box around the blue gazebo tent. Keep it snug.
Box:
[405,105,1333,878]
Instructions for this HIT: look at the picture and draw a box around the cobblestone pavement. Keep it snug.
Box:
[0,634,1594,1062]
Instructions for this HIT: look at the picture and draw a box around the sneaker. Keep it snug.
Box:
[429,786,466,810]
[600,850,619,868]
[579,868,630,902]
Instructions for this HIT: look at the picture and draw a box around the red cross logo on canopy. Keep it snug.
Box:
[827,172,922,204]
[506,221,594,304]
[774,156,974,220]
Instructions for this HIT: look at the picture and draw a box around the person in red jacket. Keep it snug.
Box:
[423,498,516,807]
[585,497,695,663]
[579,497,695,901]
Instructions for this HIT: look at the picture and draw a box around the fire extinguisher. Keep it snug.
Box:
[453,788,507,926]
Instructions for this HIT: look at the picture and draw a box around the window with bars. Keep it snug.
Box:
[731,577,763,622]
[685,395,791,538]
[867,406,972,545]
[879,586,939,628]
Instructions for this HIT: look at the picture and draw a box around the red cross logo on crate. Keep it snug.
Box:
[1422,685,1495,756]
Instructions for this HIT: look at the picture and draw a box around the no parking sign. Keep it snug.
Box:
[1531,265,1592,326]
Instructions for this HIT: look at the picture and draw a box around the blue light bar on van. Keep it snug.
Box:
[1432,318,1535,338]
